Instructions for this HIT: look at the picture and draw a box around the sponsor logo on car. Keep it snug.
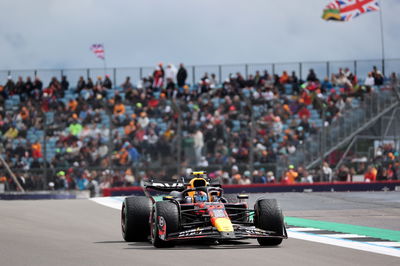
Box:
[178,228,203,237]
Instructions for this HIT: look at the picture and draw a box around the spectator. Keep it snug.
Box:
[113,102,126,116]
[306,69,318,82]
[389,72,398,88]
[239,171,252,185]
[4,76,16,95]
[282,165,298,184]
[193,129,204,166]
[364,72,375,86]
[137,112,149,128]
[371,66,384,86]
[153,65,164,89]
[165,64,177,83]
[76,76,86,93]
[364,165,377,182]
[337,165,351,182]
[322,161,333,182]
[121,76,133,90]
[61,76,69,91]
[103,75,112,89]
[177,63,188,87]
[280,71,289,84]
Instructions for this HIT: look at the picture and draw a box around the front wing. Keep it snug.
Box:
[166,225,288,241]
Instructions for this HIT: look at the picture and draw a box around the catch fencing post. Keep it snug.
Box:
[172,100,182,175]
[113,68,117,88]
[299,63,302,80]
[326,61,330,78]
[218,65,222,83]
[243,97,255,181]
[354,61,357,77]
[192,66,195,85]
[43,110,48,187]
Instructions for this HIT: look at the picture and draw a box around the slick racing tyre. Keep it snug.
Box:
[152,201,179,248]
[254,199,284,246]
[121,196,152,242]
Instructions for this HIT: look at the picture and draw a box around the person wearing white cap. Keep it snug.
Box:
[4,76,15,95]
[239,171,252,185]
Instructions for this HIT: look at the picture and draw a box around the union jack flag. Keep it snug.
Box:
[323,0,380,21]
[90,44,105,60]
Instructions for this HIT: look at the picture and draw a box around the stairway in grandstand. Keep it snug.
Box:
[279,86,400,173]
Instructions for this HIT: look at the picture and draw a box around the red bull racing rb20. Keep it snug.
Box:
[121,172,288,248]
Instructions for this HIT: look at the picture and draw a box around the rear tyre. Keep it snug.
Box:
[121,196,152,242]
[254,199,284,246]
[152,201,179,248]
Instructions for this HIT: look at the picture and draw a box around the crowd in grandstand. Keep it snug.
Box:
[0,62,399,192]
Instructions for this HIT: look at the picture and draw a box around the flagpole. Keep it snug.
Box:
[378,0,385,76]
[102,43,108,76]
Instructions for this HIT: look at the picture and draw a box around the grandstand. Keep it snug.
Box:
[0,59,399,192]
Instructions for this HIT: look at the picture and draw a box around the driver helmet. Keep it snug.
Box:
[194,191,208,203]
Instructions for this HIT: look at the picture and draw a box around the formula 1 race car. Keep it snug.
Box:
[121,172,287,248]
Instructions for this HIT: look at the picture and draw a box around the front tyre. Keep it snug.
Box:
[121,196,151,242]
[254,199,284,246]
[152,201,179,248]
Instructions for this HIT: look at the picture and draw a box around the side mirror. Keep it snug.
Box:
[237,194,249,200]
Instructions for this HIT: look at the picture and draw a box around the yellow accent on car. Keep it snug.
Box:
[214,218,234,232]
[191,171,206,175]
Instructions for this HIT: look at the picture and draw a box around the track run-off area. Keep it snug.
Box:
[1,192,399,266]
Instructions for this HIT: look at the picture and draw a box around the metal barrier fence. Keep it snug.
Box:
[1,59,399,88]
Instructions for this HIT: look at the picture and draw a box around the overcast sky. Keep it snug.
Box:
[0,0,399,70]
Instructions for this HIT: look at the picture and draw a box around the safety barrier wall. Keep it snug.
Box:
[102,180,400,196]
[0,190,90,200]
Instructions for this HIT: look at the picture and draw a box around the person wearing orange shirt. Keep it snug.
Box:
[282,165,298,184]
[68,99,78,112]
[280,71,289,84]
[364,166,377,182]
[32,142,42,159]
[113,102,126,116]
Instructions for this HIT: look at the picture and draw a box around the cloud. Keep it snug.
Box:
[0,0,398,73]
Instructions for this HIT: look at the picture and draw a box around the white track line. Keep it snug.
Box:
[91,197,123,210]
[288,230,400,258]
[366,242,400,247]
[289,227,322,231]
[319,234,367,238]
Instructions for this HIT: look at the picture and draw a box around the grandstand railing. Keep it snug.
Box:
[1,58,399,87]
[281,86,400,173]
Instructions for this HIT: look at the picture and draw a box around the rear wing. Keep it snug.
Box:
[144,181,186,192]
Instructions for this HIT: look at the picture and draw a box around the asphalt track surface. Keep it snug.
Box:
[1,192,399,266]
